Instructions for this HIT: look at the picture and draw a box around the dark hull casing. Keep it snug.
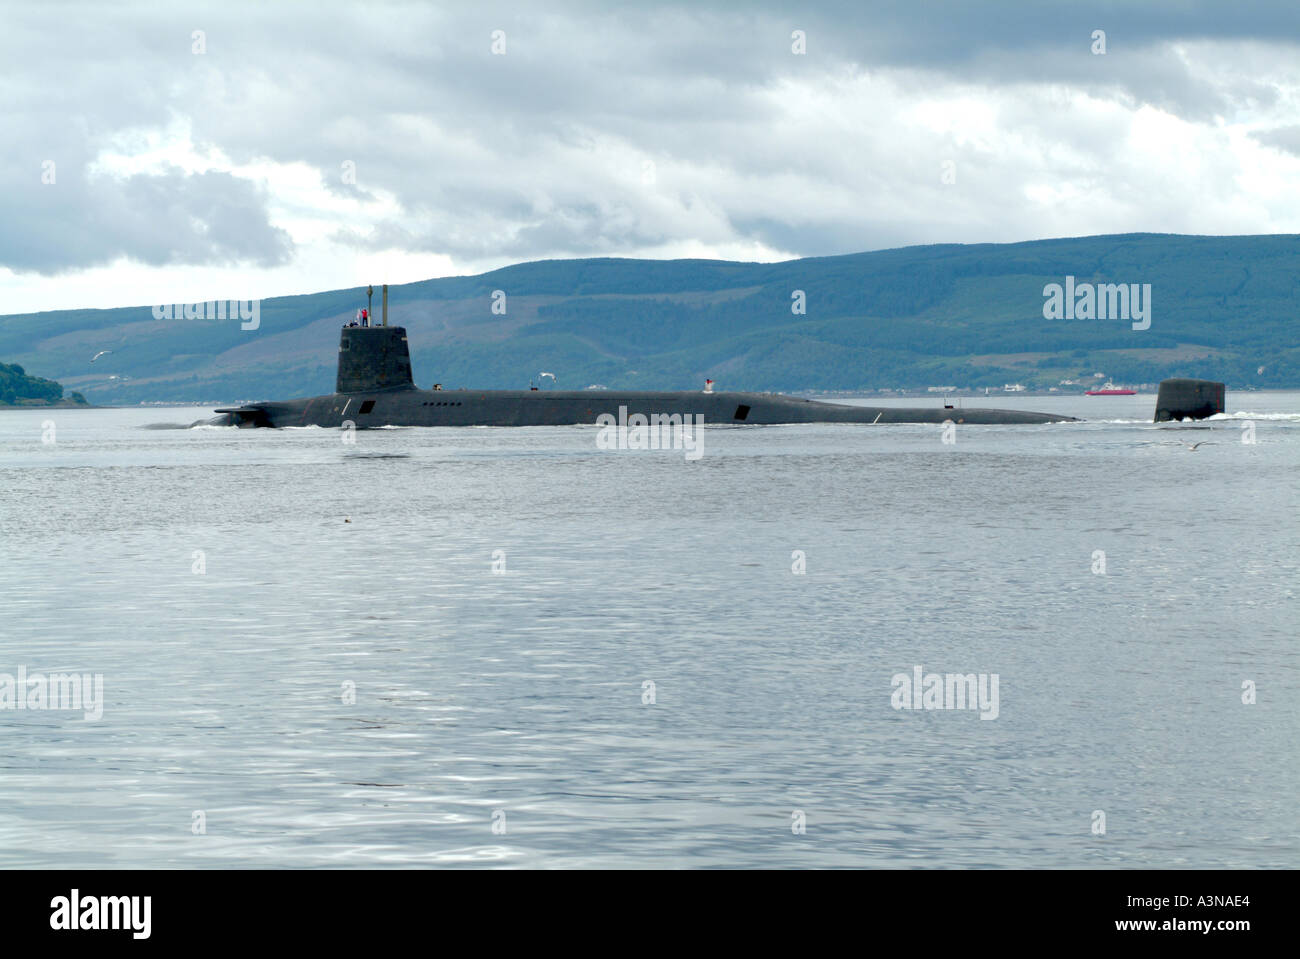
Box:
[1154,378,1226,422]
[212,387,1072,427]
[207,324,1075,427]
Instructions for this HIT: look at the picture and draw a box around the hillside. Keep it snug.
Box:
[1,233,1297,404]
[0,361,86,407]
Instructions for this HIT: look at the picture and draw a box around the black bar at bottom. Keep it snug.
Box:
[0,869,1283,946]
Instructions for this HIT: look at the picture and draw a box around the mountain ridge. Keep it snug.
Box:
[2,232,1296,403]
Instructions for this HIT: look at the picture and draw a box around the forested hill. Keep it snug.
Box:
[0,360,85,406]
[1,232,1296,403]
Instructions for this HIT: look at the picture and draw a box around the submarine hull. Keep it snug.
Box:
[212,387,1071,427]
[209,323,1075,427]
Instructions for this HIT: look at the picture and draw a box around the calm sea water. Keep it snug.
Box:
[1,392,1296,868]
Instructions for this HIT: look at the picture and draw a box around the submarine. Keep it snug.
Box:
[208,322,1074,427]
[205,289,1073,428]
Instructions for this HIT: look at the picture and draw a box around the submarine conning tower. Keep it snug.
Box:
[337,325,415,394]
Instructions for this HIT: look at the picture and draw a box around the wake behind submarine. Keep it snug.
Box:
[203,286,1218,429]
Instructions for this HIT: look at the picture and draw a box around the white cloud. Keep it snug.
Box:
[3,1,1300,314]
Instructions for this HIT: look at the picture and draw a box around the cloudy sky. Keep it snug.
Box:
[4,0,1300,314]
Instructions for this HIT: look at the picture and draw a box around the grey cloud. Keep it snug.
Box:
[3,0,1299,276]
[0,164,294,274]
[1252,125,1300,156]
[340,197,672,261]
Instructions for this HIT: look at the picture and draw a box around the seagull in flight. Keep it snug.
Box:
[91,350,112,362]
[1179,440,1210,451]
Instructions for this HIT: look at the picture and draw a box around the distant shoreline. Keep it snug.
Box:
[0,398,94,409]
[800,387,1293,400]
[4,386,1297,410]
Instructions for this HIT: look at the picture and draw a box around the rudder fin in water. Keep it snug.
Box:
[1154,379,1225,422]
